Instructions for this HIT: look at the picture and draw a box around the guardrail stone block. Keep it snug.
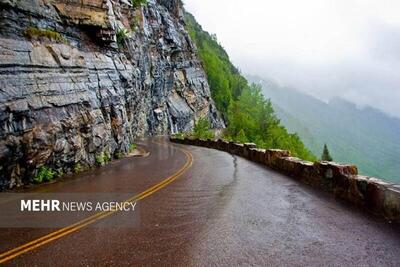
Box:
[383,187,400,220]
[366,178,390,215]
[250,148,266,163]
[229,143,245,157]
[265,149,291,167]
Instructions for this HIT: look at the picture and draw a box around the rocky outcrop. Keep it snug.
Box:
[0,0,224,189]
[171,137,400,223]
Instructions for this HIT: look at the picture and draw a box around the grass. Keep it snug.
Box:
[24,27,68,43]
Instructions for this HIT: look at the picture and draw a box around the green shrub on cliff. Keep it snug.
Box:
[131,0,147,8]
[116,28,129,47]
[96,154,105,166]
[104,152,111,163]
[115,152,124,160]
[73,163,83,174]
[184,12,316,161]
[96,152,111,166]
[33,166,56,183]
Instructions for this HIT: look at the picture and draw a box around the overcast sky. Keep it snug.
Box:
[184,0,400,118]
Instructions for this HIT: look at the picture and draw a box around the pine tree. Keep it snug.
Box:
[321,144,333,161]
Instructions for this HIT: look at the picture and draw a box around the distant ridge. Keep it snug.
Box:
[248,75,400,183]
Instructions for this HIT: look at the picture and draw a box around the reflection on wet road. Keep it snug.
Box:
[0,137,399,266]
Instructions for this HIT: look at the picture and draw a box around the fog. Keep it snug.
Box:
[184,0,400,118]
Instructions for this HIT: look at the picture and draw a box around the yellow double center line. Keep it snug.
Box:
[0,141,193,264]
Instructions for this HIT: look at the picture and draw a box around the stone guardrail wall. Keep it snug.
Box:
[170,137,400,223]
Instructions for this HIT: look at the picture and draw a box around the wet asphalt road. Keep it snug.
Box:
[0,137,400,266]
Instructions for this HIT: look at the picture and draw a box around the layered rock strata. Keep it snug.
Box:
[0,0,223,188]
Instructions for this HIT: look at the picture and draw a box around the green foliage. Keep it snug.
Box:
[73,163,82,174]
[172,132,185,140]
[129,144,137,153]
[96,154,105,166]
[254,77,400,182]
[24,27,67,43]
[131,0,147,8]
[33,166,56,183]
[185,13,248,115]
[220,133,233,142]
[104,152,111,163]
[115,152,124,160]
[321,144,333,161]
[224,84,316,160]
[185,12,316,161]
[236,129,248,144]
[95,152,111,166]
[193,118,215,140]
[116,28,129,47]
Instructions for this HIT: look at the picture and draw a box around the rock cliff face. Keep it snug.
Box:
[0,0,224,189]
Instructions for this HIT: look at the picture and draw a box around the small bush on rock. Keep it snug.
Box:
[73,163,82,173]
[116,28,129,47]
[96,152,112,166]
[132,0,147,8]
[33,166,56,183]
[129,144,137,153]
[104,152,111,163]
[96,153,105,166]
[115,152,124,160]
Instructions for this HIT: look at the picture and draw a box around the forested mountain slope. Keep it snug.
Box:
[249,76,400,183]
[184,12,315,161]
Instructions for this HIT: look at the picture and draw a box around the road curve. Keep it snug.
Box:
[0,137,399,266]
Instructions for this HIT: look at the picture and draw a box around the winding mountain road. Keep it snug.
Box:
[0,138,399,266]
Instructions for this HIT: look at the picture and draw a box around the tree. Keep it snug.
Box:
[185,12,316,162]
[193,117,214,140]
[321,144,333,161]
[236,129,248,143]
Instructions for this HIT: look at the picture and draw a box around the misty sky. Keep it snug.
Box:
[184,0,400,118]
